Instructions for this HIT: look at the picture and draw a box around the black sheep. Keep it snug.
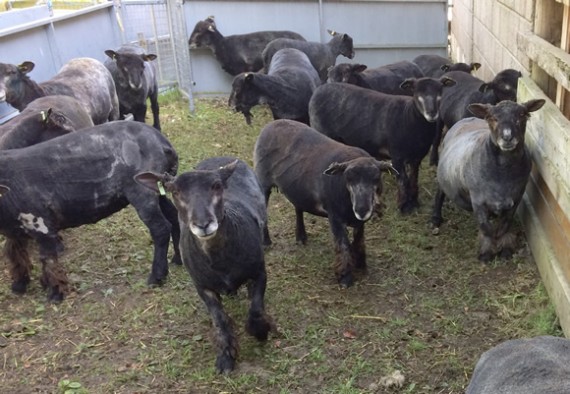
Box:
[104,44,161,130]
[326,61,424,95]
[0,121,181,301]
[430,68,522,165]
[412,54,480,78]
[309,77,455,214]
[228,48,321,125]
[262,29,355,82]
[135,157,272,374]
[188,16,305,76]
[0,95,93,149]
[254,119,394,287]
[0,58,119,125]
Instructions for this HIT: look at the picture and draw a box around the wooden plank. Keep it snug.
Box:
[518,77,570,220]
[555,5,570,114]
[557,0,570,7]
[519,192,570,338]
[526,168,570,282]
[518,31,570,91]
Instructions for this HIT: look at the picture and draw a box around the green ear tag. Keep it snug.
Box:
[157,181,166,196]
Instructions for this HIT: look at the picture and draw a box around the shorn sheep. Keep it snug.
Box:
[135,157,272,374]
[254,119,395,287]
[432,99,545,261]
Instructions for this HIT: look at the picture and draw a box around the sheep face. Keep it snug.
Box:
[0,61,34,103]
[324,158,392,222]
[468,99,545,152]
[166,163,237,239]
[228,73,258,124]
[105,51,156,90]
[401,76,456,123]
[188,18,217,49]
[327,63,366,84]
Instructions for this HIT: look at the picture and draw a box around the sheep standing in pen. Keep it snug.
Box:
[135,157,272,374]
[466,336,570,394]
[188,16,305,76]
[432,99,545,262]
[254,119,395,288]
[262,29,355,82]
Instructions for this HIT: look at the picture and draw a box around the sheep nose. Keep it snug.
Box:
[502,128,513,141]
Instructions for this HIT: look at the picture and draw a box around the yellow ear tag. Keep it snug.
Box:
[40,110,47,121]
[157,181,166,196]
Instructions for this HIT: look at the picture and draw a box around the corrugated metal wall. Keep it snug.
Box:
[185,0,449,95]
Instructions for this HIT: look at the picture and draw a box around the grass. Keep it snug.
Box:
[0,89,562,393]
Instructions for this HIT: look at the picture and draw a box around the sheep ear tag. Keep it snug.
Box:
[157,181,166,196]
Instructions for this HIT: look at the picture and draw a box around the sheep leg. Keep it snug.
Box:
[37,235,68,302]
[198,288,238,374]
[5,237,32,294]
[393,159,412,214]
[130,194,171,286]
[352,224,366,271]
[245,268,272,341]
[406,161,421,210]
[132,104,148,124]
[496,208,518,260]
[429,119,444,166]
[295,208,307,245]
[149,91,161,131]
[329,216,354,287]
[159,196,182,265]
[431,188,446,227]
[261,189,272,246]
[474,204,496,262]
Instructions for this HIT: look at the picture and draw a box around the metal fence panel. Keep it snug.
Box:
[184,0,448,95]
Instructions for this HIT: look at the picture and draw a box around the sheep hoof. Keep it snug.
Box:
[170,254,182,266]
[216,354,235,374]
[338,274,354,288]
[147,274,166,287]
[11,280,29,295]
[432,227,440,236]
[246,315,271,341]
[400,200,419,215]
[48,288,64,303]
[499,248,514,260]
[478,251,495,263]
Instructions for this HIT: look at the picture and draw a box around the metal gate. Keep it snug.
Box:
[111,0,194,110]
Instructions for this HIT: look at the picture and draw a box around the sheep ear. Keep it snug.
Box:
[468,103,491,118]
[471,62,481,71]
[523,99,546,113]
[134,172,175,194]
[18,61,35,73]
[245,73,254,82]
[376,161,398,176]
[327,29,336,36]
[479,83,491,93]
[440,64,451,72]
[400,78,415,91]
[45,109,71,131]
[354,64,367,73]
[208,25,216,32]
[323,162,347,175]
[218,160,239,184]
[143,54,157,62]
[105,50,118,60]
[440,76,456,87]
[0,185,10,197]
